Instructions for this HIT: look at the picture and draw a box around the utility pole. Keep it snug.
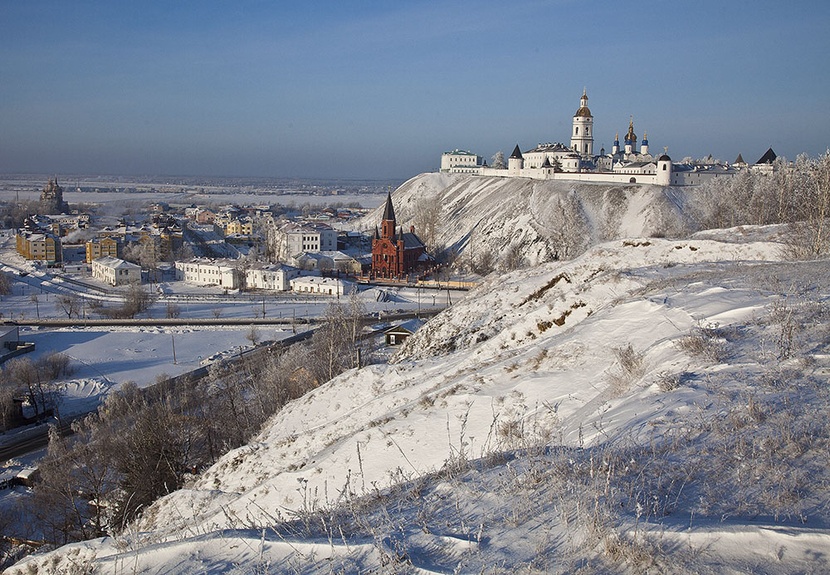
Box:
[171,333,177,364]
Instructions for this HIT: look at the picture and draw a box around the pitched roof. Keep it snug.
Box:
[734,153,745,164]
[382,191,396,222]
[384,318,424,336]
[401,231,425,250]
[756,147,777,165]
[94,256,140,270]
[510,144,523,159]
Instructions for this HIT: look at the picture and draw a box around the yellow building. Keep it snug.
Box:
[85,237,120,263]
[16,231,61,264]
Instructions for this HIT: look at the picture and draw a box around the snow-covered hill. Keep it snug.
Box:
[359,173,693,264]
[13,223,830,573]
[9,170,830,573]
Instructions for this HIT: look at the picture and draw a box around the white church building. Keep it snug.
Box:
[440,89,767,187]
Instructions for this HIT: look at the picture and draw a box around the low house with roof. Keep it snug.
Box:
[290,276,351,296]
[91,256,142,286]
[384,318,424,346]
[292,251,361,274]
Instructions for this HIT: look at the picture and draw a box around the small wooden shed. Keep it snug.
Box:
[384,319,424,346]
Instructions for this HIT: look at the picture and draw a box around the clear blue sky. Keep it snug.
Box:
[1,1,828,179]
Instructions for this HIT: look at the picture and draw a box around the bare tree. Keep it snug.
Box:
[0,272,11,297]
[122,282,155,318]
[311,300,364,382]
[32,422,118,544]
[472,248,497,275]
[56,293,82,319]
[0,377,18,431]
[412,197,442,253]
[166,302,181,319]
[5,358,50,420]
[29,294,40,318]
[500,243,527,272]
[246,324,261,347]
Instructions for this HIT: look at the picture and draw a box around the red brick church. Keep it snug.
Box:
[371,192,429,279]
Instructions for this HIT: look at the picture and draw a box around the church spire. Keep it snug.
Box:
[380,189,397,240]
[382,189,396,223]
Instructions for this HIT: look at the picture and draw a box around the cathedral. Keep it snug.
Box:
[40,177,69,214]
[371,192,428,280]
[441,89,678,185]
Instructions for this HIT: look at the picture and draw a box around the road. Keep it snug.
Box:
[0,308,438,464]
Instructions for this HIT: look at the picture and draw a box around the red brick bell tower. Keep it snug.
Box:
[371,191,427,280]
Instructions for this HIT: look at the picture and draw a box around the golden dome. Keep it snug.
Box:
[575,106,592,118]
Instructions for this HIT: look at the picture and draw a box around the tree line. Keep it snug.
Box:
[689,151,830,257]
[1,297,365,555]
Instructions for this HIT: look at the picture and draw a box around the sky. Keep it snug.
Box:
[1,0,828,180]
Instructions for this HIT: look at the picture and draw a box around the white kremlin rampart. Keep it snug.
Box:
[441,90,774,187]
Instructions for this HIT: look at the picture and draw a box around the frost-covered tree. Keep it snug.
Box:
[491,150,506,169]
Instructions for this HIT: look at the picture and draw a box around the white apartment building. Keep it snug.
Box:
[440,149,484,173]
[175,259,240,289]
[91,256,142,286]
[290,276,351,296]
[270,221,338,261]
[245,264,301,291]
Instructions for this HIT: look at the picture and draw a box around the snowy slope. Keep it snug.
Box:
[12,227,830,573]
[359,173,692,263]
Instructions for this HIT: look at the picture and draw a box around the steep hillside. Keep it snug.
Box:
[360,173,693,265]
[13,229,830,574]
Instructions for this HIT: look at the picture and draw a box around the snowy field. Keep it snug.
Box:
[0,175,388,210]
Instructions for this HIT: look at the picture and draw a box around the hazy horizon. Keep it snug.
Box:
[2,1,828,180]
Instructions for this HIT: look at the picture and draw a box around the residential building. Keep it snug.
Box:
[291,251,361,274]
[16,230,61,264]
[268,221,338,262]
[245,264,300,291]
[86,236,121,263]
[175,259,240,289]
[440,150,484,173]
[91,256,142,286]
[290,276,350,296]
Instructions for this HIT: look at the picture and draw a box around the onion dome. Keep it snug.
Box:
[625,119,637,144]
[574,88,592,117]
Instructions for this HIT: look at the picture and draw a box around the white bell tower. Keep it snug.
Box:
[570,88,594,158]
